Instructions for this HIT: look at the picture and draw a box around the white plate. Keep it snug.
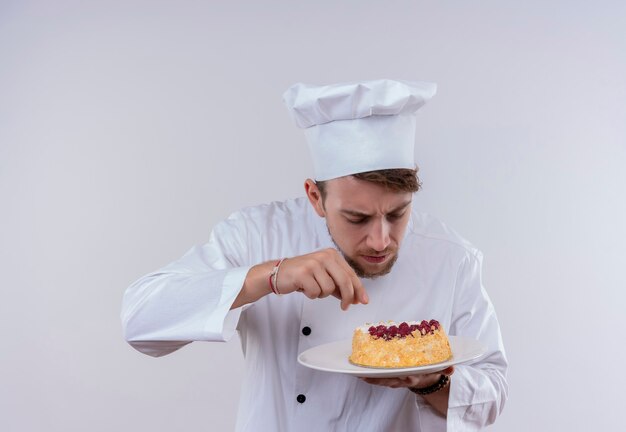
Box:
[297,335,487,378]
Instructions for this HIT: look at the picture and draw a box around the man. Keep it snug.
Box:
[121,79,508,431]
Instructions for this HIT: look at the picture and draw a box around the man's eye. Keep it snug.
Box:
[387,213,404,221]
[348,218,367,225]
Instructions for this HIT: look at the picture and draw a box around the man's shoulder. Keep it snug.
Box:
[228,196,310,221]
[408,211,481,257]
[216,197,313,234]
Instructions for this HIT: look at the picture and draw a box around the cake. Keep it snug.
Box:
[349,320,452,368]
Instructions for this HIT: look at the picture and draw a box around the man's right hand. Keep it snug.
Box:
[277,248,369,310]
[231,248,369,311]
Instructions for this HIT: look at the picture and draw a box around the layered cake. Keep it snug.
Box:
[349,320,452,368]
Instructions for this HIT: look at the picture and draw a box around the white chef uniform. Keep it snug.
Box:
[121,197,507,431]
[121,79,507,431]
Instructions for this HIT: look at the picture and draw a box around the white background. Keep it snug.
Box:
[1,1,625,431]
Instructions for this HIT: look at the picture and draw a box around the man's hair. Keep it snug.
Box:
[316,168,422,201]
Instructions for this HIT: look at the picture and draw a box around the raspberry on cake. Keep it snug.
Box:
[349,320,452,368]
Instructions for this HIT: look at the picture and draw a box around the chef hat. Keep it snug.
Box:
[282,79,436,181]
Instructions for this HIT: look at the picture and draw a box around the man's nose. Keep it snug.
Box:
[366,219,391,252]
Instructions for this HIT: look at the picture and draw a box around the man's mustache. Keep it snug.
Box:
[358,248,396,256]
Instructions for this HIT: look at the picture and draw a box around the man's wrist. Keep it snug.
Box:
[408,374,450,395]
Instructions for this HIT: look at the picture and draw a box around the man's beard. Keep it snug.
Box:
[343,251,398,279]
[328,229,398,279]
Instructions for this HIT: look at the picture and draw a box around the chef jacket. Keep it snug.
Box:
[121,196,508,431]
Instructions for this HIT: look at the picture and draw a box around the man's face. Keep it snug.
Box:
[306,176,412,278]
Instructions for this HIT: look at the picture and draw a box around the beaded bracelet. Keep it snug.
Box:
[408,374,450,395]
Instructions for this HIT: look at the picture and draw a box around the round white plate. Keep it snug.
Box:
[297,335,487,378]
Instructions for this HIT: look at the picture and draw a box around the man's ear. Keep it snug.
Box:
[304,179,325,217]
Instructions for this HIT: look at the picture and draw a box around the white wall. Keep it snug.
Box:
[1,1,624,430]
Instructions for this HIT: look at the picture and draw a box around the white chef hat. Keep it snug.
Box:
[282,79,437,181]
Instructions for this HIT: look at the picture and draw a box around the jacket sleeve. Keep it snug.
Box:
[120,214,252,357]
[444,250,508,431]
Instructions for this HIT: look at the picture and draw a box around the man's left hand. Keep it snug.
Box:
[360,366,454,390]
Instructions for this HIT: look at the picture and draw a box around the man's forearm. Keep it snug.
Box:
[230,261,275,309]
[422,385,450,417]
